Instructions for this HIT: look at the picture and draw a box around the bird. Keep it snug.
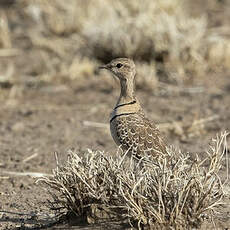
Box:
[99,58,167,159]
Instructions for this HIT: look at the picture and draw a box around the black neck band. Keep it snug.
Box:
[114,100,136,110]
[110,112,136,123]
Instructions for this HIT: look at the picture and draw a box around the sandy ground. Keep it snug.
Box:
[0,73,230,229]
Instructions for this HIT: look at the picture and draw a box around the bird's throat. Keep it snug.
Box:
[118,79,135,105]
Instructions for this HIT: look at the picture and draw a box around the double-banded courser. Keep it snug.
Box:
[99,58,167,158]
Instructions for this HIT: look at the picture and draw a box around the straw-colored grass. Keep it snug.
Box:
[40,132,229,229]
[1,0,229,92]
[29,0,230,82]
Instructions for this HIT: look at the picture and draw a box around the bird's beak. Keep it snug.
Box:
[98,64,118,81]
[98,64,112,71]
[98,65,107,70]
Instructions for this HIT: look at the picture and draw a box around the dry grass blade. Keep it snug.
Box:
[0,48,20,57]
[0,11,12,48]
[39,132,229,229]
[2,171,51,177]
[83,121,109,129]
[23,153,38,163]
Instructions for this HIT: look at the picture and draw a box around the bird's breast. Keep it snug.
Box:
[110,117,122,146]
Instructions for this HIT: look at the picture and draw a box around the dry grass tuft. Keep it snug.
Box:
[40,132,229,229]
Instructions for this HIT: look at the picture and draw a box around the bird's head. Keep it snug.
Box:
[99,58,136,81]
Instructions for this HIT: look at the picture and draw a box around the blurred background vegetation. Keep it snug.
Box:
[0,0,230,97]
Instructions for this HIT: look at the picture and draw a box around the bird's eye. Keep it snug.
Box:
[116,63,123,68]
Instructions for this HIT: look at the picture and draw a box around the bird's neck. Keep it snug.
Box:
[117,79,135,105]
[110,77,143,120]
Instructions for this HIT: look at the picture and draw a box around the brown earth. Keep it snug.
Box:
[0,1,230,230]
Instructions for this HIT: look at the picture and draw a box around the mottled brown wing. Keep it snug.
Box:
[114,113,167,157]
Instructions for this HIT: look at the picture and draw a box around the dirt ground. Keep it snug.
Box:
[0,72,230,229]
[0,1,230,230]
